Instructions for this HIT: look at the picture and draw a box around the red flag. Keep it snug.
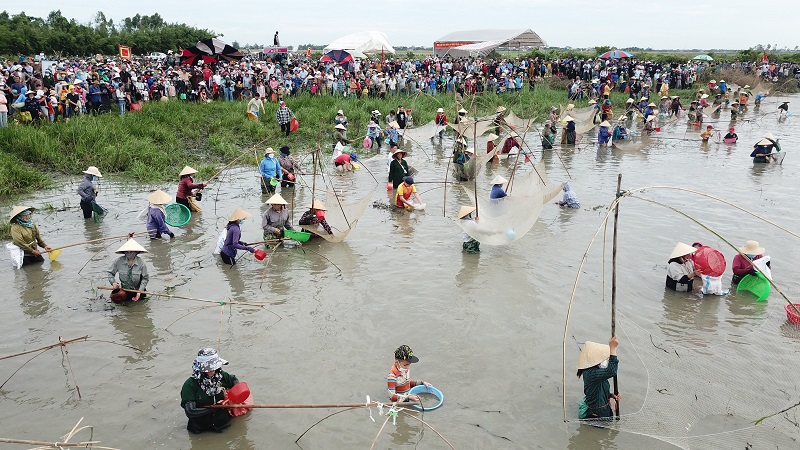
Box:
[118,44,132,59]
[762,50,769,64]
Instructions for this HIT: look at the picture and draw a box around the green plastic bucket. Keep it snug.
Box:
[164,203,192,227]
[284,229,311,242]
[737,272,771,301]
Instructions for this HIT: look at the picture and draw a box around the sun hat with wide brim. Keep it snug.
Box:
[490,175,508,185]
[9,205,35,223]
[739,240,765,255]
[457,205,476,219]
[436,108,444,113]
[228,208,251,222]
[391,147,407,156]
[648,102,656,107]
[388,121,400,129]
[756,138,773,146]
[495,106,507,113]
[115,238,148,254]
[458,108,468,114]
[670,242,697,259]
[563,115,575,122]
[265,193,288,205]
[264,147,275,155]
[147,190,172,205]
[599,120,612,127]
[577,341,611,370]
[334,123,346,130]
[626,98,634,103]
[83,166,103,177]
[307,200,327,211]
[486,133,499,141]
[194,347,229,372]
[179,166,198,177]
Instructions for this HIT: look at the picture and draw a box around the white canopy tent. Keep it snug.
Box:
[324,31,395,55]
[434,29,546,57]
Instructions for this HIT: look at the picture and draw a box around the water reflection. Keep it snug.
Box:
[657,289,719,346]
[110,301,159,363]
[567,423,619,450]
[389,412,423,446]
[17,264,53,317]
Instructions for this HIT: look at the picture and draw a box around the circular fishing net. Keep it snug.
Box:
[164,203,191,227]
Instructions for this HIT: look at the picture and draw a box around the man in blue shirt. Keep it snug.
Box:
[259,148,282,195]
[88,81,102,114]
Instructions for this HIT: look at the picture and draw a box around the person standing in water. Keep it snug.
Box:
[77,166,102,219]
[458,206,480,254]
[176,166,207,210]
[146,190,175,240]
[9,205,52,266]
[387,345,431,403]
[107,238,149,303]
[577,336,620,420]
[259,148,282,195]
[180,348,241,434]
[220,208,255,266]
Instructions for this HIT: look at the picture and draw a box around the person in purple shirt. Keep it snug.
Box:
[220,208,255,266]
[146,190,175,239]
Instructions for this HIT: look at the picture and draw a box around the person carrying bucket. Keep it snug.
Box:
[576,336,620,420]
[9,205,52,267]
[77,166,102,219]
[262,193,294,240]
[259,147,282,195]
[387,345,431,403]
[180,348,244,434]
[146,190,175,240]
[299,200,332,235]
[107,238,149,303]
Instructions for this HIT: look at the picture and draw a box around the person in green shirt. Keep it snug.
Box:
[180,348,240,434]
[107,239,149,303]
[387,146,410,190]
[9,205,52,266]
[576,336,620,420]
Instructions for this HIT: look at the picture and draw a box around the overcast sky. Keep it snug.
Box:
[6,1,797,51]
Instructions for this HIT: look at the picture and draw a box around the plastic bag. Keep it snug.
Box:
[213,229,226,255]
[289,118,299,132]
[6,243,24,269]
[752,256,772,280]
[700,275,726,295]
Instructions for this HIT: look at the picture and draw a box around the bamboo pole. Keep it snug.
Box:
[205,401,418,409]
[206,137,270,183]
[95,287,270,309]
[0,335,89,361]
[611,174,621,419]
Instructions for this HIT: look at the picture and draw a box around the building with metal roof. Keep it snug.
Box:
[433,29,547,57]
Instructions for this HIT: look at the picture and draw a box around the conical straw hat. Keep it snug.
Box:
[495,106,506,113]
[563,115,575,122]
[83,166,103,177]
[9,205,35,223]
[147,190,171,205]
[669,242,696,259]
[307,200,327,211]
[179,166,198,177]
[388,121,400,129]
[762,132,775,140]
[228,208,251,222]
[577,341,611,369]
[756,138,773,146]
[457,205,476,219]
[486,133,499,141]
[599,121,612,127]
[490,175,508,185]
[265,193,288,205]
[115,238,148,254]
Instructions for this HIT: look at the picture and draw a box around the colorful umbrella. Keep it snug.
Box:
[693,54,714,61]
[181,38,243,65]
[599,49,633,60]
[320,50,354,65]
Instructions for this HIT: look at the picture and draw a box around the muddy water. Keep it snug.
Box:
[2,97,799,450]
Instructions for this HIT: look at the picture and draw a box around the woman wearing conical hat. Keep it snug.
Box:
[9,205,52,267]
[666,242,702,292]
[176,166,207,210]
[107,238,149,303]
[220,209,255,266]
[146,190,175,240]
[77,166,102,219]
[262,194,294,240]
[299,200,332,235]
[576,336,620,420]
[458,206,480,254]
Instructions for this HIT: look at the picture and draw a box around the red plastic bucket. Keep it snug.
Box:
[228,382,250,403]
[254,249,267,260]
[315,210,325,220]
[786,304,800,325]
[287,173,295,181]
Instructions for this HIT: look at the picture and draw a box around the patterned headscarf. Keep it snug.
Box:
[15,210,33,228]
[191,348,228,396]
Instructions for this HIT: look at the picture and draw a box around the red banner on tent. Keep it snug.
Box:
[118,44,132,59]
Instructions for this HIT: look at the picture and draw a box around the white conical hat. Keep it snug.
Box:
[115,238,148,254]
[228,208,251,222]
[762,132,775,140]
[490,175,508,185]
[179,166,198,177]
[457,205,476,219]
[265,194,288,205]
[9,205,35,223]
[669,242,696,259]
[486,133,499,141]
[147,190,171,205]
[83,166,103,177]
[577,341,611,370]
[495,106,507,113]
[756,138,773,146]
[563,115,575,122]
[599,121,612,127]
[307,200,327,211]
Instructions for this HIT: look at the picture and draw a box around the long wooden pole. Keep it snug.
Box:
[611,173,621,419]
[95,287,268,308]
[205,401,418,409]
[206,137,270,183]
[0,335,89,361]
[48,231,153,252]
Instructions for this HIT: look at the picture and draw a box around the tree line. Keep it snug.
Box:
[0,10,215,57]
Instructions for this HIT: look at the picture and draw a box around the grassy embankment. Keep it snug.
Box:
[0,82,712,200]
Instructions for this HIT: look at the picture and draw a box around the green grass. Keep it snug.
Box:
[0,84,705,200]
